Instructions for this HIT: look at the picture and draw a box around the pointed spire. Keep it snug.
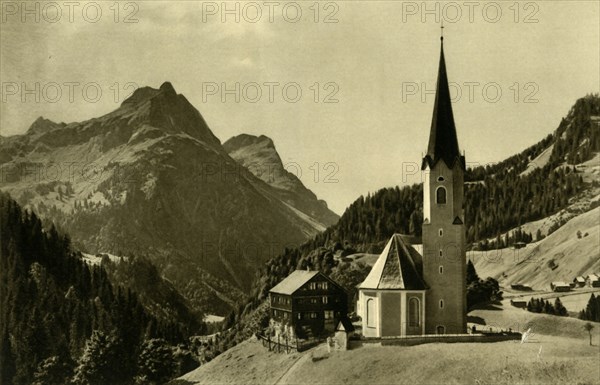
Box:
[422,35,464,170]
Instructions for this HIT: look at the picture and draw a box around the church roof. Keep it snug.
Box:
[422,37,465,171]
[359,234,427,290]
[269,270,320,295]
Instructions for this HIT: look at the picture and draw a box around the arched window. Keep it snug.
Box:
[439,266,443,274]
[437,325,446,335]
[439,299,444,309]
[439,229,443,237]
[436,187,447,204]
[408,298,420,327]
[366,299,376,328]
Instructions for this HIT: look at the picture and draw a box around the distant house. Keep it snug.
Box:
[586,274,600,288]
[510,299,527,308]
[269,270,347,339]
[513,242,526,249]
[550,282,571,292]
[510,283,533,291]
[574,276,586,288]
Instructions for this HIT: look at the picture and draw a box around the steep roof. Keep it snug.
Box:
[336,317,355,332]
[269,270,320,295]
[359,234,427,290]
[422,38,465,171]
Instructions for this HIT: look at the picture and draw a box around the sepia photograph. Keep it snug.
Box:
[0,1,599,384]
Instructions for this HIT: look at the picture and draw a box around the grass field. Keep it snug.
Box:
[175,301,600,385]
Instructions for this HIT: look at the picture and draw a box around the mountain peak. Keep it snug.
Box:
[159,81,177,96]
[121,86,160,106]
[26,116,63,135]
[117,82,222,148]
[223,134,275,153]
[121,81,178,107]
[224,133,340,224]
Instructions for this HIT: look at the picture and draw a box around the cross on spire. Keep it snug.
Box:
[441,20,444,41]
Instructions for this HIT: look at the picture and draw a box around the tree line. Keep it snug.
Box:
[0,192,198,385]
[526,297,568,316]
[579,293,600,322]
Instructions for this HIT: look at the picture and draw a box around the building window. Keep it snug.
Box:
[322,296,328,304]
[437,325,445,335]
[324,310,333,320]
[437,176,445,182]
[366,298,376,328]
[297,313,302,320]
[408,298,420,327]
[309,282,316,290]
[436,187,447,204]
[310,312,318,319]
[439,229,443,237]
[284,312,288,319]
[439,266,443,274]
[439,250,443,257]
[439,299,444,309]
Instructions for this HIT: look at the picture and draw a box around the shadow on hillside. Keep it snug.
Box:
[467,315,486,325]
[470,301,503,311]
[166,380,195,385]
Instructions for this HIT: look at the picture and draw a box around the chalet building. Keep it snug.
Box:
[357,34,467,337]
[550,281,571,292]
[510,299,527,309]
[269,270,347,339]
[510,283,533,291]
[586,274,600,287]
[573,276,586,288]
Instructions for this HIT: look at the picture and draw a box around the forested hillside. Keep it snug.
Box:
[0,193,200,385]
[216,94,600,353]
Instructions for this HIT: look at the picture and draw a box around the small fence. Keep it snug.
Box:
[257,333,325,353]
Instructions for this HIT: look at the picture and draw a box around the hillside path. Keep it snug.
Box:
[274,343,327,385]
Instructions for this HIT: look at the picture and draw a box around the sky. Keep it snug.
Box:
[1,0,599,214]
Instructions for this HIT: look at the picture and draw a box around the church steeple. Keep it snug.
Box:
[422,37,464,170]
[420,33,467,336]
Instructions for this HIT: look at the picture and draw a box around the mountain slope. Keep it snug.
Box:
[470,206,600,289]
[0,193,194,385]
[224,134,339,230]
[0,82,338,315]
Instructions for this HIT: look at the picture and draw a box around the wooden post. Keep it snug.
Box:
[268,335,271,351]
[277,335,280,353]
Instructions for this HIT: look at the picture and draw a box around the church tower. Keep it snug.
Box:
[421,35,467,335]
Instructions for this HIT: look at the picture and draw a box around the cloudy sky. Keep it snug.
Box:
[1,1,598,214]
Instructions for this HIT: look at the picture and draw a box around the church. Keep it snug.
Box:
[357,35,467,337]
